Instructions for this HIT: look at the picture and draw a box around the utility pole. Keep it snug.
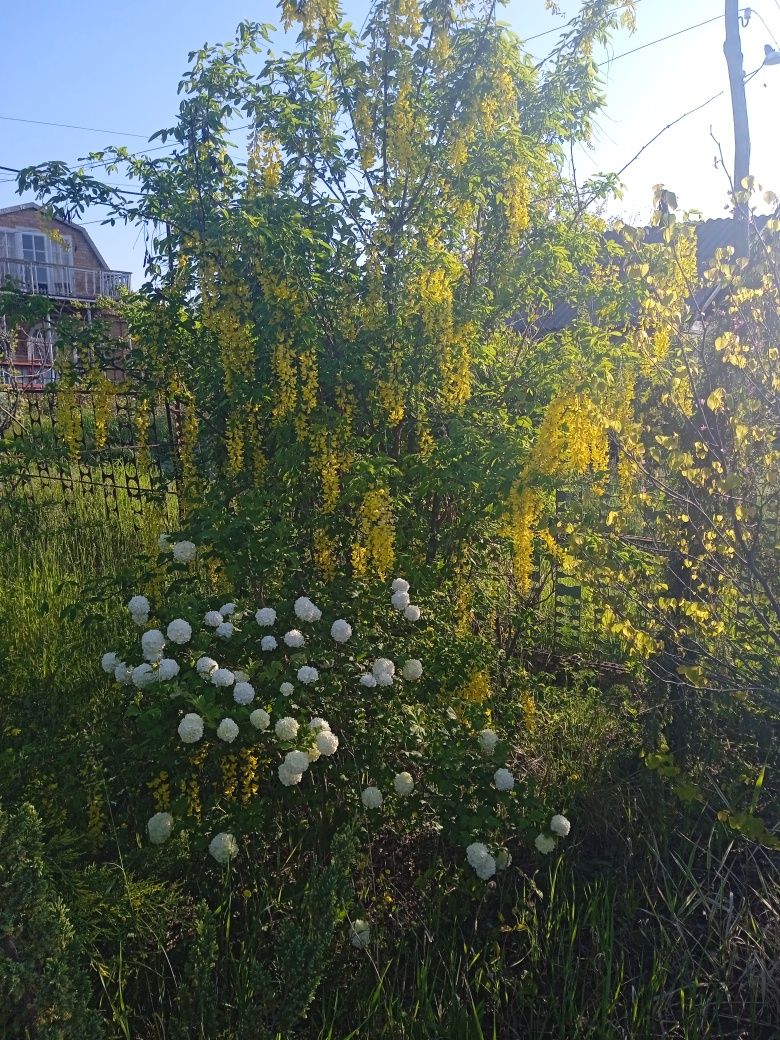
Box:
[724,0,751,256]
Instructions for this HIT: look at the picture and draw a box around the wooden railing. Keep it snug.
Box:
[0,257,131,300]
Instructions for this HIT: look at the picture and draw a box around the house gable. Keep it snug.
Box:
[0,203,108,273]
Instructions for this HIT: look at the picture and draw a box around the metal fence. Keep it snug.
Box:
[0,387,182,530]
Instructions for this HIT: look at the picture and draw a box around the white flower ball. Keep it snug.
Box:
[478,729,498,754]
[316,730,339,756]
[402,659,423,681]
[359,673,378,688]
[101,651,119,674]
[466,842,490,868]
[172,540,196,563]
[391,578,410,593]
[297,665,319,685]
[535,833,557,855]
[128,595,150,617]
[209,831,238,864]
[494,768,515,792]
[216,622,234,640]
[350,919,371,948]
[131,611,148,627]
[376,672,393,688]
[255,607,277,626]
[220,602,237,617]
[147,811,174,845]
[404,604,421,622]
[178,712,204,744]
[309,717,330,732]
[166,618,192,645]
[284,750,310,773]
[114,662,133,685]
[550,814,571,838]
[233,681,255,706]
[391,590,411,611]
[372,658,395,679]
[284,629,305,648]
[294,596,322,622]
[157,533,170,551]
[261,635,278,652]
[204,610,223,628]
[157,658,180,682]
[361,786,383,809]
[278,763,303,786]
[141,629,165,661]
[249,708,270,731]
[211,668,235,688]
[393,771,414,796]
[275,717,299,742]
[217,717,239,743]
[196,656,218,678]
[475,854,497,880]
[495,849,512,871]
[132,663,156,688]
[330,619,352,644]
[307,746,321,763]
[280,681,294,697]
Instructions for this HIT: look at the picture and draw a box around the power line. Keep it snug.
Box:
[596,13,723,68]
[0,114,148,139]
[523,0,643,45]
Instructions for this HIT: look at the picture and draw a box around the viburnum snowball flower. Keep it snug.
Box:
[249,708,270,731]
[402,659,423,681]
[297,665,319,685]
[393,771,414,796]
[172,540,196,563]
[294,596,322,622]
[211,668,235,688]
[550,814,571,838]
[261,635,278,652]
[284,629,305,648]
[359,673,378,688]
[330,619,352,643]
[255,607,277,626]
[204,610,223,628]
[494,768,515,792]
[466,843,490,868]
[147,811,174,845]
[478,729,498,753]
[178,712,204,744]
[166,618,192,645]
[350,919,371,949]
[209,831,238,865]
[128,595,150,617]
[156,658,180,682]
[217,718,239,743]
[233,681,255,706]
[141,629,165,661]
[404,604,421,622]
[157,533,170,551]
[309,717,330,732]
[284,750,310,774]
[495,849,512,871]
[391,590,411,611]
[278,764,303,786]
[275,717,299,742]
[372,658,395,679]
[391,578,410,594]
[376,672,393,688]
[316,730,339,756]
[101,651,119,674]
[307,746,321,763]
[535,833,557,855]
[216,622,234,640]
[280,681,294,697]
[114,662,133,684]
[361,786,383,809]
[475,854,497,880]
[132,663,156,688]
[196,656,218,677]
[220,602,237,617]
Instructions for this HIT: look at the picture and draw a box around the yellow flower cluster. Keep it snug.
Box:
[352,488,395,578]
[313,527,338,582]
[220,753,238,802]
[309,427,345,513]
[376,368,406,426]
[247,131,282,194]
[531,392,609,479]
[147,770,171,812]
[272,334,297,422]
[416,412,435,459]
[459,669,491,704]
[439,325,473,410]
[240,747,260,805]
[55,384,81,461]
[502,164,530,243]
[505,483,543,594]
[91,374,114,451]
[353,95,376,170]
[388,74,415,173]
[225,410,246,475]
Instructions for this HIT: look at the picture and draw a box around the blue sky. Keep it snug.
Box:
[1,0,778,287]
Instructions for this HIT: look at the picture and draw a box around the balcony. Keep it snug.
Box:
[0,257,131,301]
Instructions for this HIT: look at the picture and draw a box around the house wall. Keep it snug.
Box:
[0,210,104,273]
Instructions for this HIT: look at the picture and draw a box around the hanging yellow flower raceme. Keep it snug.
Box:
[352,488,395,578]
[458,669,491,704]
[313,526,338,582]
[219,753,238,802]
[239,748,260,805]
[225,409,246,475]
[55,383,81,461]
[272,333,297,423]
[147,770,172,812]
[504,483,543,594]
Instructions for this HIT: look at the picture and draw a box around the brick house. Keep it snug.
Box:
[0,203,131,386]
